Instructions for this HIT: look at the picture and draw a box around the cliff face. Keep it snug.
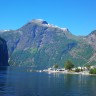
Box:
[0,37,9,66]
[0,19,96,67]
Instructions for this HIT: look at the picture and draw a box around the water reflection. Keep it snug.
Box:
[0,67,96,96]
[46,73,96,96]
[0,67,8,96]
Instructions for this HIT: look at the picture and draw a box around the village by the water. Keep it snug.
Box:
[29,60,96,75]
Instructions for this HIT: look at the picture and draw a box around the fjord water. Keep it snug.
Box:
[0,67,96,96]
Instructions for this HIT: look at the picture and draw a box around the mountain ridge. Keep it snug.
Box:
[0,19,96,67]
[0,19,95,36]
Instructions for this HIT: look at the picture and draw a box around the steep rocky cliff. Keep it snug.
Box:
[0,37,8,66]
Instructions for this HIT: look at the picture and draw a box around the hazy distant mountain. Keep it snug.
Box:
[0,19,96,67]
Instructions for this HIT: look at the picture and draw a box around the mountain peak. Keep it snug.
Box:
[87,30,96,38]
[30,19,48,25]
[90,30,96,35]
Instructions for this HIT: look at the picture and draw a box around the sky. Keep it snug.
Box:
[0,0,96,36]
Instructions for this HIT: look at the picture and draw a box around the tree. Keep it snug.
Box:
[75,68,81,72]
[89,68,96,74]
[64,60,74,70]
[53,64,59,68]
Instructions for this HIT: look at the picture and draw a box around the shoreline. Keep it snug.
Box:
[40,69,96,76]
[28,69,96,76]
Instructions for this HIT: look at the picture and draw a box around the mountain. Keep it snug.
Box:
[0,37,8,66]
[0,19,96,67]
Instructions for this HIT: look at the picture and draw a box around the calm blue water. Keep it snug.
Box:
[0,67,96,96]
